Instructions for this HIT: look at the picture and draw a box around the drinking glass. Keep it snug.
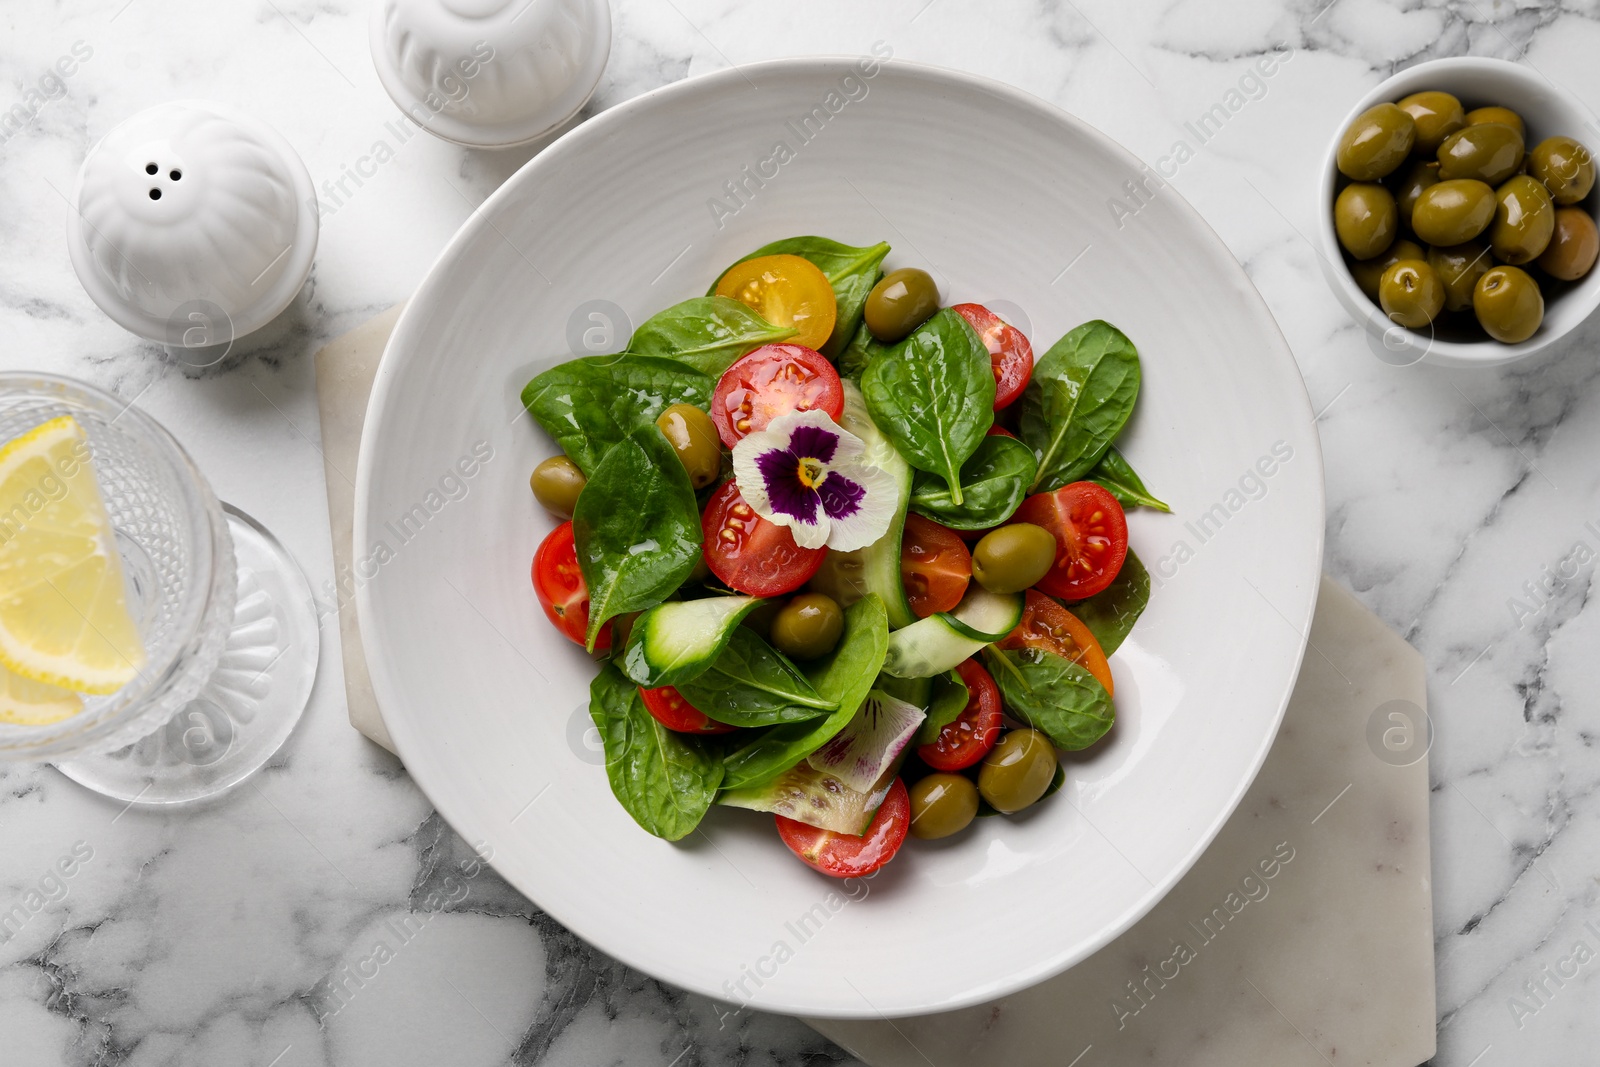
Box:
[0,373,318,804]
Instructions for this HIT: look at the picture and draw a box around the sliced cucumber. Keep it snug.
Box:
[620,595,763,688]
[719,760,898,835]
[881,615,984,679]
[882,587,1022,678]
[835,381,916,630]
[938,587,1024,643]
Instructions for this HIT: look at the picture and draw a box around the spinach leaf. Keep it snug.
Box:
[862,309,994,502]
[913,668,969,745]
[711,237,890,357]
[837,321,887,382]
[521,355,713,476]
[1089,447,1169,512]
[590,661,722,840]
[983,645,1114,750]
[676,627,836,728]
[721,595,888,789]
[909,433,1037,530]
[1068,548,1150,655]
[1021,320,1141,493]
[571,427,702,649]
[627,296,796,378]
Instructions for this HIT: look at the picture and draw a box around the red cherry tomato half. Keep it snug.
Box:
[953,303,1034,409]
[900,513,972,617]
[1014,482,1129,600]
[776,777,910,878]
[701,478,826,597]
[531,521,611,650]
[997,590,1114,696]
[710,343,844,449]
[917,658,1003,771]
[640,686,737,734]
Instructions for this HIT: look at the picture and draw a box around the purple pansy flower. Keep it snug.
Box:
[731,409,895,551]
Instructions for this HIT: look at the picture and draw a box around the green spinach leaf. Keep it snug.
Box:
[720,595,888,789]
[913,668,970,745]
[521,355,713,476]
[676,627,836,728]
[909,433,1037,530]
[711,237,890,357]
[862,309,994,503]
[837,321,887,382]
[1021,320,1141,493]
[1090,447,1169,512]
[627,296,796,377]
[1068,548,1150,655]
[571,427,702,649]
[983,645,1114,750]
[590,661,722,840]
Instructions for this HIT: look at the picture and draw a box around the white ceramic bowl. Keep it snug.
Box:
[1318,57,1600,368]
[357,57,1324,1018]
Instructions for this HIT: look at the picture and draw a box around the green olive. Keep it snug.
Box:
[1350,238,1425,302]
[529,456,585,517]
[1436,123,1525,185]
[971,523,1056,595]
[908,773,980,840]
[1536,206,1600,281]
[1378,260,1445,329]
[1489,175,1555,265]
[864,268,940,343]
[1334,183,1398,260]
[1337,103,1416,181]
[1397,90,1466,154]
[1392,160,1439,229]
[1411,179,1495,245]
[768,593,843,660]
[1527,135,1596,205]
[1474,265,1544,344]
[1426,241,1492,313]
[978,729,1058,814]
[1465,105,1524,140]
[655,403,722,490]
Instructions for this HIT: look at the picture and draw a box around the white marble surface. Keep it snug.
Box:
[1,1,1597,1064]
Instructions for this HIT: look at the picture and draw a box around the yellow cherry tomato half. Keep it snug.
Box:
[714,254,837,351]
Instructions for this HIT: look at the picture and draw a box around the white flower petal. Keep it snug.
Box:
[821,461,899,551]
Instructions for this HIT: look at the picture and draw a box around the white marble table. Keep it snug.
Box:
[1,2,1596,1064]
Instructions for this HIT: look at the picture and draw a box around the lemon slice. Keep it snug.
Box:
[0,663,83,725]
[0,416,145,694]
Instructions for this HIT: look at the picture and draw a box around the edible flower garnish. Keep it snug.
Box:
[730,409,895,551]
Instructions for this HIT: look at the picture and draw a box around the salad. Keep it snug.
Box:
[520,236,1163,879]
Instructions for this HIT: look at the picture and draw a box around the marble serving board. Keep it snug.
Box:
[315,310,1436,1064]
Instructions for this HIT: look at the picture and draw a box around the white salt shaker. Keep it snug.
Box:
[369,0,611,149]
[67,100,318,359]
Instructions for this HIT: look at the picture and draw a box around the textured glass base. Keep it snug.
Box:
[54,506,318,806]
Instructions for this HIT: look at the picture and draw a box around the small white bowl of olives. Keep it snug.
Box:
[1319,57,1600,367]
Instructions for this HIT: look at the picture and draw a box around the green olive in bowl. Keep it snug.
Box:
[1411,179,1495,246]
[909,774,980,840]
[1537,207,1600,281]
[1527,135,1596,205]
[864,268,939,343]
[1464,105,1524,140]
[1379,260,1444,329]
[1488,175,1555,265]
[971,523,1056,595]
[1397,90,1465,154]
[1334,183,1398,260]
[656,403,722,489]
[769,593,844,660]
[1436,123,1525,185]
[1337,103,1415,181]
[530,456,586,517]
[1350,238,1425,303]
[1474,266,1544,344]
[978,729,1058,814]
[1426,241,1492,313]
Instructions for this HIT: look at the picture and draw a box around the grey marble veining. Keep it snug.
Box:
[2,1,1599,1064]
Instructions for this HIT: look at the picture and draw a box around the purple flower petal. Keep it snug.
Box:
[787,423,839,464]
[816,472,866,520]
[755,447,819,524]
